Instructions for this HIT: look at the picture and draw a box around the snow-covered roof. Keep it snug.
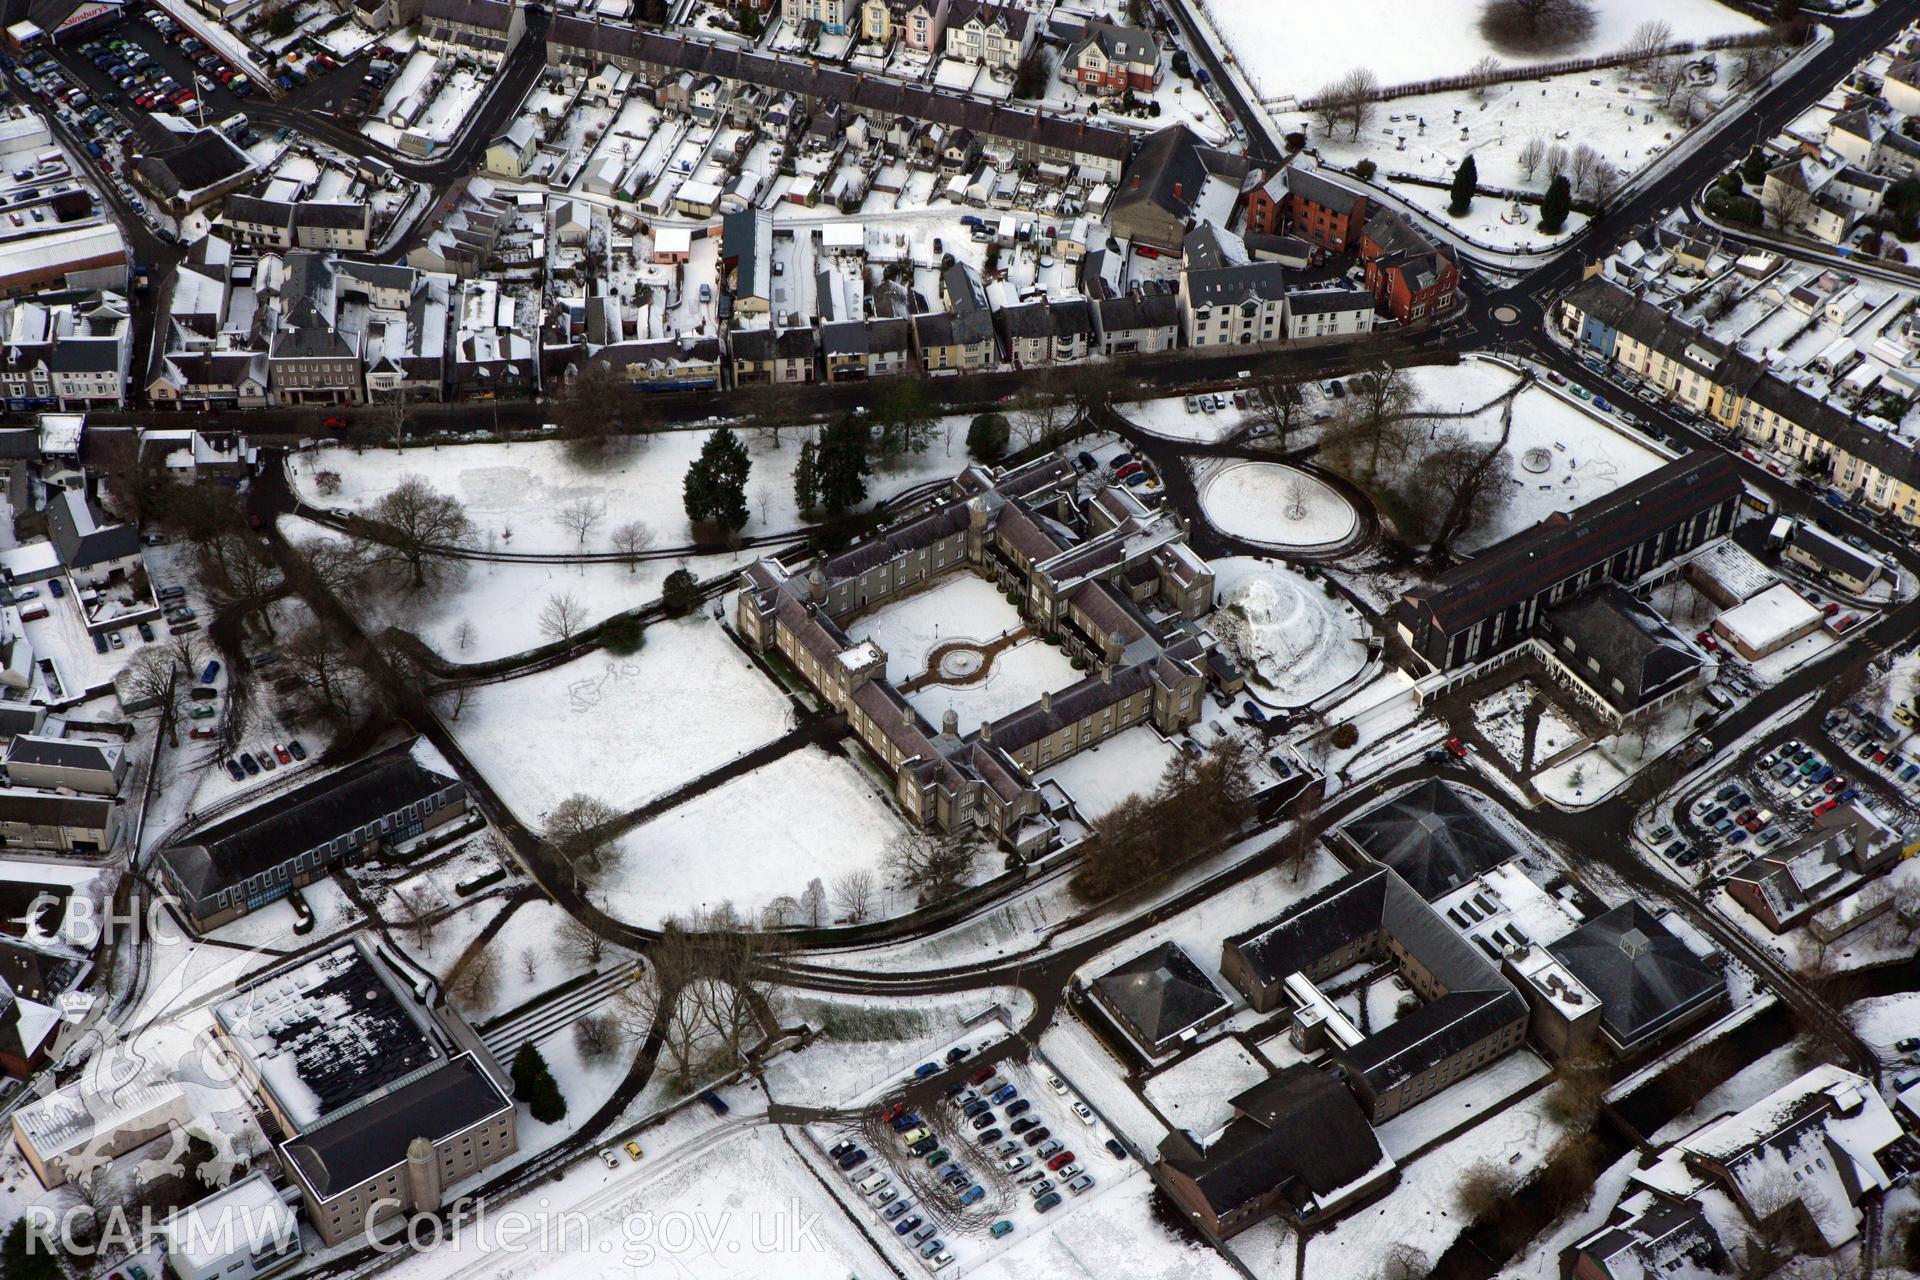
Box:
[163,1172,298,1269]
[1679,1064,1902,1248]
[1714,582,1819,651]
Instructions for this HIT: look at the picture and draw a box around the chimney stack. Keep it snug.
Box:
[1040,690,1052,712]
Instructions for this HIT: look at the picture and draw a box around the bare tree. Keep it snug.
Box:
[1621,18,1673,69]
[557,916,610,968]
[610,519,654,570]
[313,469,343,496]
[1320,66,1382,139]
[519,947,538,981]
[1382,1242,1431,1280]
[573,1012,622,1061]
[801,877,827,927]
[389,886,439,950]
[360,476,473,592]
[1516,135,1546,181]
[883,830,978,903]
[449,945,502,1007]
[554,496,608,547]
[1586,161,1622,210]
[545,793,619,884]
[282,622,366,724]
[293,535,370,604]
[1318,363,1425,484]
[376,387,410,452]
[1762,177,1814,231]
[1455,1160,1513,1219]
[1467,54,1502,96]
[452,619,477,651]
[1544,142,1570,183]
[1010,389,1072,449]
[537,591,587,642]
[1567,143,1602,196]
[833,869,877,922]
[121,647,186,747]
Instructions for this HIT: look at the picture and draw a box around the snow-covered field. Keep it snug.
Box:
[1474,681,1583,772]
[281,513,752,663]
[1198,462,1358,550]
[1217,0,1762,94]
[449,617,793,820]
[1038,725,1179,818]
[845,574,1024,683]
[1210,557,1369,707]
[1848,992,1920,1054]
[964,1166,1243,1280]
[904,637,1081,734]
[1117,395,1249,444]
[1303,1081,1567,1272]
[1404,360,1669,553]
[1141,1038,1267,1139]
[289,431,961,554]
[602,746,906,927]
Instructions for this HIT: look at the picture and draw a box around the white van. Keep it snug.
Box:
[856,1171,890,1196]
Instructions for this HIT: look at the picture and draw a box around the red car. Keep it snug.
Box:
[1837,614,1860,632]
[1813,798,1838,815]
[189,727,217,739]
[314,52,337,68]
[969,1066,995,1086]
[882,1103,905,1123]
[1824,777,1845,794]
[1545,371,1567,386]
[322,416,349,431]
[1695,630,1718,651]
[1443,737,1469,758]
[1135,244,1159,259]
[1823,603,1840,616]
[1046,1151,1075,1171]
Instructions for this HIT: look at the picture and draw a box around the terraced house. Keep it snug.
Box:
[736,455,1219,849]
[1559,275,1920,526]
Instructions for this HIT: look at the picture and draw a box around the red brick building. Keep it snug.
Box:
[1243,167,1369,253]
[1359,209,1458,323]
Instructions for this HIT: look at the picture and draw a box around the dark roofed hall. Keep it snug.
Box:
[1158,1064,1391,1236]
[1340,780,1522,900]
[1549,901,1726,1051]
[283,1052,510,1199]
[1090,941,1231,1053]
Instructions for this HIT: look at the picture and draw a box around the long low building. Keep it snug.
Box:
[155,738,470,931]
[1398,452,1745,673]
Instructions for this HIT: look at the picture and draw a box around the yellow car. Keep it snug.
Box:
[1896,704,1917,728]
[624,1141,643,1162]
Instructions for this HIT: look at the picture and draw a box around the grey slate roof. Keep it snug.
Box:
[1091,941,1230,1048]
[46,489,138,571]
[1160,1065,1386,1220]
[1543,587,1702,710]
[285,1053,509,1199]
[1223,863,1527,1092]
[157,739,461,900]
[1548,902,1726,1048]
[1341,780,1522,901]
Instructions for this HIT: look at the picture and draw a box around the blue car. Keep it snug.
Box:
[1242,701,1266,723]
[895,1215,923,1237]
[991,1085,1017,1105]
[913,1062,939,1079]
[201,659,220,684]
[960,1184,985,1206]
